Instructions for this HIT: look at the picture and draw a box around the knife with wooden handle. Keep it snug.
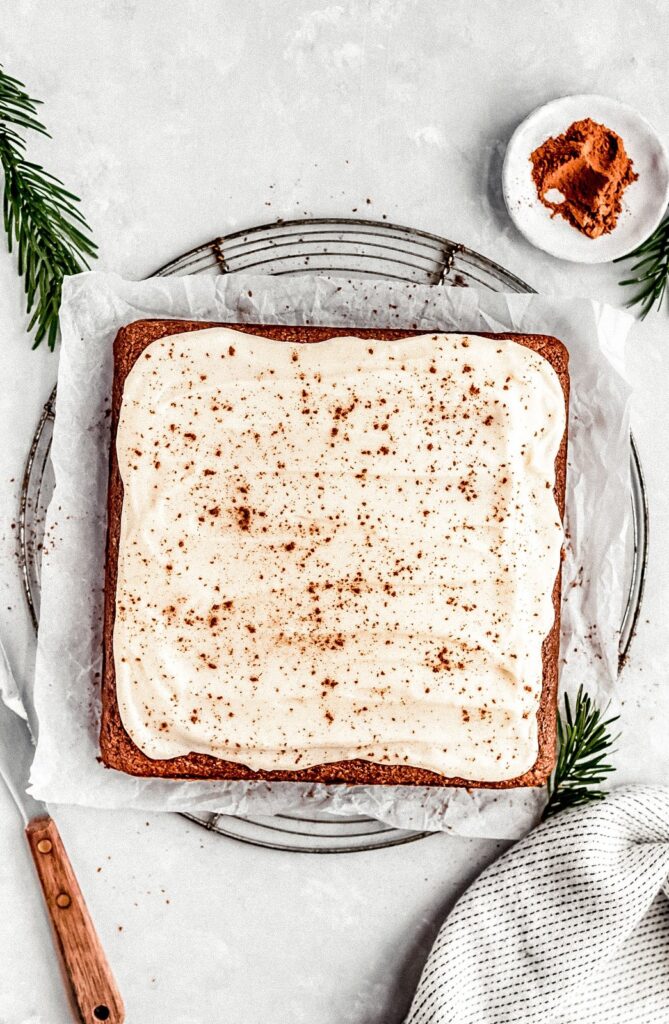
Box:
[24,816,125,1023]
[0,641,124,1023]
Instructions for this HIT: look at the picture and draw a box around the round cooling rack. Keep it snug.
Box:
[19,217,648,854]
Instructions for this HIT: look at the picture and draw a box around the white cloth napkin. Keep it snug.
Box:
[407,786,669,1023]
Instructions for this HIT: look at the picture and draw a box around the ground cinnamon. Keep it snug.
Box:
[530,118,638,238]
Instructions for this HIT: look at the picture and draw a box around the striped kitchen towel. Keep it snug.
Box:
[406,787,669,1023]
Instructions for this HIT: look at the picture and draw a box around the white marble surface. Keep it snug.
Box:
[1,2,668,1022]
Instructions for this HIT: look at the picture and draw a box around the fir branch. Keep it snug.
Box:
[615,215,669,320]
[543,685,618,820]
[0,65,96,350]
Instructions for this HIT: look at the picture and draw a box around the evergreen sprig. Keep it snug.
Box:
[0,65,96,349]
[615,215,669,320]
[543,685,618,820]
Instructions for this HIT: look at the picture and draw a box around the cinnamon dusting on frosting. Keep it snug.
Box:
[113,327,565,781]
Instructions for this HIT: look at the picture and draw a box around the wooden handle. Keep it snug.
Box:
[26,816,125,1024]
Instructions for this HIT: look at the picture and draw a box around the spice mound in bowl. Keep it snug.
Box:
[530,118,638,238]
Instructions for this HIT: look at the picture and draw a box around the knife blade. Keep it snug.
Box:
[0,635,125,1022]
[0,658,47,822]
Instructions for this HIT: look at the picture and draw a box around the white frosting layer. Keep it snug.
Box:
[113,327,565,781]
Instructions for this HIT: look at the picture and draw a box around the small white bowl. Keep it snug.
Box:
[502,94,669,263]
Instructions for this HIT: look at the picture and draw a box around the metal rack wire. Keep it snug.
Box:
[19,218,648,853]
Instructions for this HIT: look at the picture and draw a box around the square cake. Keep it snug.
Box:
[101,320,568,787]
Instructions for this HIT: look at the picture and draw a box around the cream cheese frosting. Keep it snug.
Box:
[113,327,565,781]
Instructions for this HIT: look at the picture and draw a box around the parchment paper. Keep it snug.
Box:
[28,271,633,838]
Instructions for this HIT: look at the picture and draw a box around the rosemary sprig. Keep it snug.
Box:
[543,685,618,820]
[615,214,669,319]
[0,65,96,349]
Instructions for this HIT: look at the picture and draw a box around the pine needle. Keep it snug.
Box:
[543,685,618,820]
[0,65,97,349]
[615,215,669,320]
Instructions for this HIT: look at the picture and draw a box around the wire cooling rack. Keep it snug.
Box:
[19,218,648,853]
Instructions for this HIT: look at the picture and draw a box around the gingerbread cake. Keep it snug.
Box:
[101,320,569,787]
